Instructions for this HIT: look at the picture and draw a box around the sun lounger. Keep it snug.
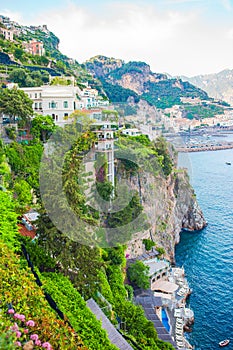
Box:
[176,336,183,342]
[177,342,184,348]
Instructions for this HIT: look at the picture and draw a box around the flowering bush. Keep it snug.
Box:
[2,305,77,350]
[0,241,87,350]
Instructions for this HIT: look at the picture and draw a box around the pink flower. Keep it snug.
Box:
[35,339,42,346]
[14,314,25,322]
[42,342,52,349]
[30,334,39,341]
[26,320,35,327]
[8,308,15,314]
[24,328,29,334]
[14,341,22,347]
[18,314,25,322]
[16,331,22,338]
[10,323,19,332]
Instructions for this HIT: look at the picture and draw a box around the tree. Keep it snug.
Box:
[14,179,32,205]
[0,191,19,250]
[127,260,150,289]
[31,114,56,142]
[143,238,155,251]
[0,87,33,125]
[154,136,173,177]
[14,48,24,60]
[9,68,27,87]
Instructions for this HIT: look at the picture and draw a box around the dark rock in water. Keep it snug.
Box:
[182,201,207,231]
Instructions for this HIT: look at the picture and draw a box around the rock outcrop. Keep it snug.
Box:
[122,167,206,262]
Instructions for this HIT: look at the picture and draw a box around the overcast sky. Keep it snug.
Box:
[1,0,233,76]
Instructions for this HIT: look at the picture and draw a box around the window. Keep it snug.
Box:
[64,113,68,117]
[49,101,57,109]
[52,114,55,120]
[39,102,42,109]
[63,101,68,108]
[34,103,38,110]
[35,93,37,99]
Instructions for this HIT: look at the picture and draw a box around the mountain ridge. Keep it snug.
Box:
[180,69,233,105]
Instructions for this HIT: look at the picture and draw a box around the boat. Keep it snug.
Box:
[219,339,230,347]
[225,162,231,165]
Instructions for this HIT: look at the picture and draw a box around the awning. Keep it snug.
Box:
[152,280,179,293]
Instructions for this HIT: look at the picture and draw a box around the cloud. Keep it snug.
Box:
[221,0,232,11]
[165,0,204,3]
[31,2,198,72]
[2,1,233,76]
[0,9,23,23]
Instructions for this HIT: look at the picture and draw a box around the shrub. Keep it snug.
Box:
[143,239,155,251]
[0,241,86,350]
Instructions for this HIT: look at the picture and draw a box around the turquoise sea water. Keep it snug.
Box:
[176,149,233,350]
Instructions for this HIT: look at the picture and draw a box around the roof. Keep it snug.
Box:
[144,259,170,276]
[151,280,179,293]
[135,295,177,349]
[135,292,163,308]
[24,210,39,222]
[129,249,159,263]
[18,224,36,239]
[86,298,133,350]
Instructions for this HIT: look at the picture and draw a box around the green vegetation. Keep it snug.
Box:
[154,137,173,177]
[41,273,118,350]
[0,20,181,349]
[156,247,165,258]
[117,135,173,178]
[0,124,176,349]
[5,141,43,191]
[107,264,174,349]
[0,241,86,350]
[0,86,33,124]
[31,114,56,142]
[0,191,19,250]
[108,61,149,80]
[9,68,49,87]
[142,80,209,109]
[183,103,224,119]
[100,79,140,103]
[127,260,150,289]
[143,238,155,251]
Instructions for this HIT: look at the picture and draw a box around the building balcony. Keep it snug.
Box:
[97,137,114,141]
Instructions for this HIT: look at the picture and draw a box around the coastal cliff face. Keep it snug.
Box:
[108,63,166,95]
[85,55,124,77]
[122,168,206,262]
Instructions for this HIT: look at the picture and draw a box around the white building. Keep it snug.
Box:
[21,85,104,127]
[122,128,141,136]
[80,87,99,109]
[21,85,82,127]
[93,121,116,188]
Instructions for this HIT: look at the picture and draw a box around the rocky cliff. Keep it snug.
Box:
[122,166,206,262]
[181,69,233,106]
[182,69,233,105]
[85,56,210,109]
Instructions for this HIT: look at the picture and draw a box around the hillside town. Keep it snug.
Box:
[0,11,232,350]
